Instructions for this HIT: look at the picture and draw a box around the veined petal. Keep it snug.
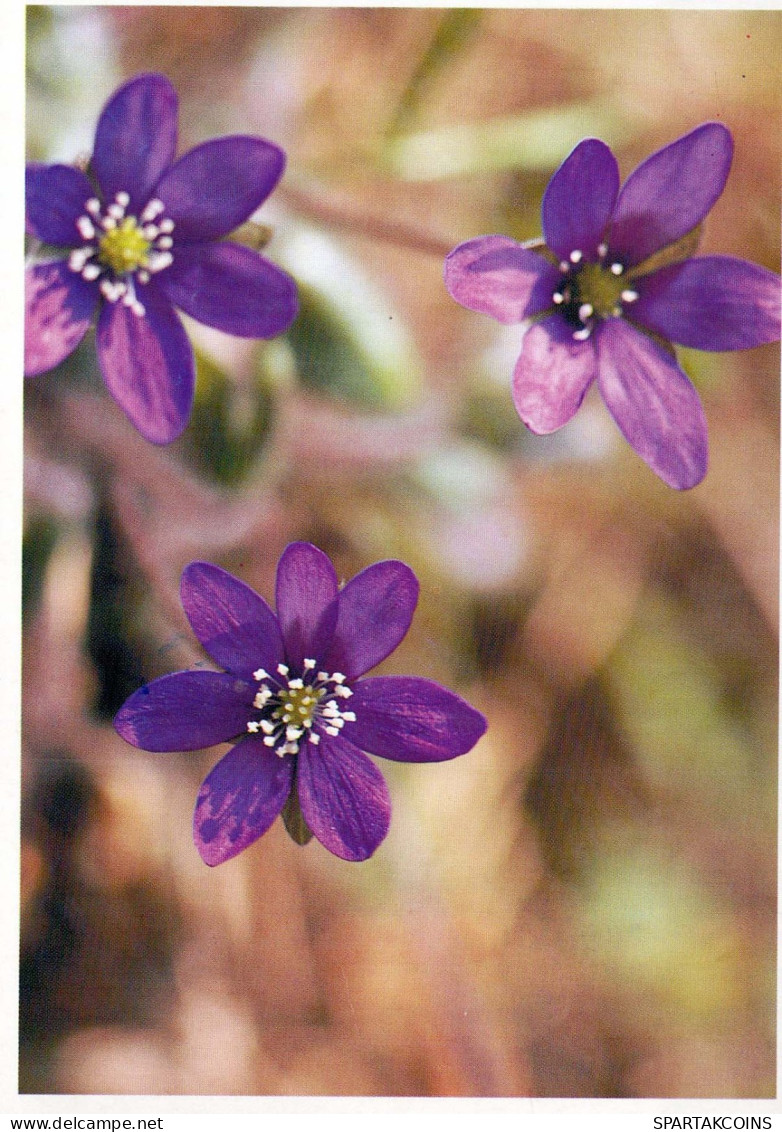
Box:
[444,235,560,324]
[347,676,487,763]
[512,315,598,433]
[180,562,284,680]
[631,256,782,351]
[25,261,97,376]
[275,542,339,671]
[596,318,708,490]
[193,735,294,866]
[95,280,194,444]
[323,560,419,681]
[609,122,733,268]
[542,138,619,262]
[158,243,298,338]
[26,164,95,246]
[297,732,391,861]
[92,73,178,214]
[114,670,253,752]
[156,136,286,243]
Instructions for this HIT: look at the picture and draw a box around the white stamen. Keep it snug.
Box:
[81,264,101,281]
[131,300,146,317]
[559,261,570,273]
[288,678,304,690]
[277,663,289,676]
[137,270,151,284]
[342,711,357,723]
[253,669,269,681]
[597,242,608,258]
[552,292,564,304]
[569,249,583,264]
[324,726,340,737]
[573,326,592,341]
[101,216,117,231]
[76,216,96,240]
[85,198,101,216]
[141,199,165,222]
[100,280,126,302]
[621,289,639,303]
[158,218,175,234]
[115,191,130,208]
[309,733,320,746]
[578,303,594,322]
[142,225,160,240]
[260,719,276,735]
[147,251,173,273]
[157,236,174,249]
[263,736,276,747]
[303,659,316,670]
[610,262,624,276]
[317,672,330,683]
[247,721,260,733]
[335,686,352,698]
[286,726,303,741]
[107,202,125,220]
[331,673,345,684]
[69,248,94,272]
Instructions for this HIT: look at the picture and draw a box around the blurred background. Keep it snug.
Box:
[22,6,779,1098]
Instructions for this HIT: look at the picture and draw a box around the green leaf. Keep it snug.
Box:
[281,786,314,846]
[181,347,274,486]
[22,517,58,624]
[388,9,482,136]
[281,227,423,409]
[384,101,632,181]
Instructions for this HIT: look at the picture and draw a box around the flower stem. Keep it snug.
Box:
[281,180,458,258]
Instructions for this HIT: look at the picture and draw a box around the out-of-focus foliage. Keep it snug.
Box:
[22,6,779,1099]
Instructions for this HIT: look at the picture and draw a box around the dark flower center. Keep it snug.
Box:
[552,246,639,340]
[247,660,356,757]
[67,192,176,318]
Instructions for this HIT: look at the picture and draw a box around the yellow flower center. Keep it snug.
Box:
[272,684,325,731]
[98,217,151,275]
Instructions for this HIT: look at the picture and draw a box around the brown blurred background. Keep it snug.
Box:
[22,7,779,1097]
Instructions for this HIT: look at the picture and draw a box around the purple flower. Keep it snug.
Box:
[25,73,298,444]
[114,542,487,864]
[445,123,781,489]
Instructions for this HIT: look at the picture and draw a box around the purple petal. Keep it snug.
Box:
[608,123,733,268]
[92,73,178,214]
[297,733,391,861]
[95,281,194,444]
[275,542,339,671]
[512,315,598,433]
[444,235,560,324]
[542,138,619,262]
[26,164,95,246]
[25,261,97,376]
[631,256,781,351]
[346,676,487,763]
[323,561,419,681]
[114,671,253,752]
[180,561,284,681]
[158,242,298,338]
[193,735,294,866]
[156,136,285,243]
[596,318,708,490]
